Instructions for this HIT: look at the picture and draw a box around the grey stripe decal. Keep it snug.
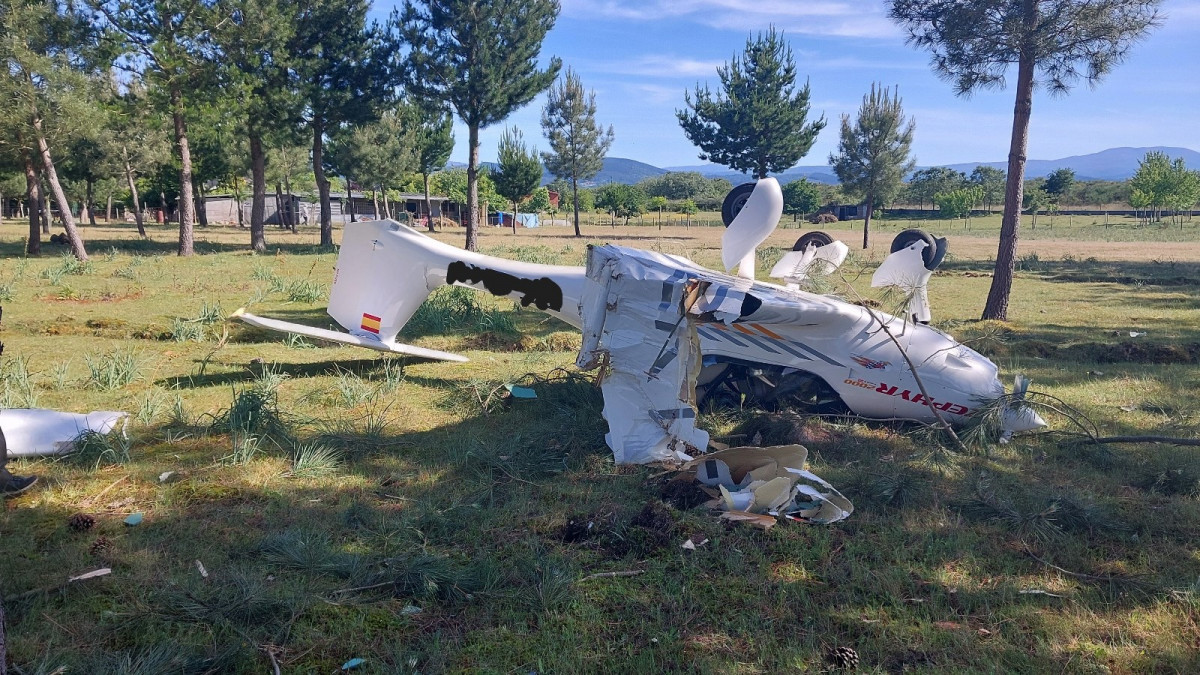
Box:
[647,347,678,378]
[696,326,723,342]
[658,270,688,309]
[709,328,751,348]
[654,320,677,332]
[788,341,843,367]
[651,408,696,420]
[732,331,781,355]
[769,339,814,362]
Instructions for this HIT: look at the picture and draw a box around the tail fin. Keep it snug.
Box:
[327,220,443,345]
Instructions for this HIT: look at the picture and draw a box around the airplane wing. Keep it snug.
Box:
[232,309,469,362]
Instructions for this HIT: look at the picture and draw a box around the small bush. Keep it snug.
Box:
[285,279,325,303]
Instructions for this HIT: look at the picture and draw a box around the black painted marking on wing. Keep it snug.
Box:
[446,261,564,312]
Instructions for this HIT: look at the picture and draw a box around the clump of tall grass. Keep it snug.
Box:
[83,350,143,390]
[285,279,325,303]
[290,442,344,477]
[0,355,38,407]
[406,286,516,335]
[68,428,133,468]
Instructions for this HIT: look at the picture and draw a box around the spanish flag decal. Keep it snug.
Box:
[360,313,382,334]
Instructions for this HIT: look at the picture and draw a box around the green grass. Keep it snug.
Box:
[1,220,1199,673]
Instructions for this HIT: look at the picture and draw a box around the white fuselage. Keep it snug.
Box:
[327,221,1004,426]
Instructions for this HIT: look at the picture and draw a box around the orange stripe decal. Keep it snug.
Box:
[751,323,784,340]
[732,323,756,336]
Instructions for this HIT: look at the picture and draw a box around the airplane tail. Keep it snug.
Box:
[237,220,585,360]
[326,220,443,346]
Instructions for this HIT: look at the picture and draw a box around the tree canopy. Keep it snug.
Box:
[397,0,561,251]
[541,67,613,237]
[677,27,825,179]
[829,83,915,248]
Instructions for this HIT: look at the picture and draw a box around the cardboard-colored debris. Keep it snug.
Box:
[685,444,854,525]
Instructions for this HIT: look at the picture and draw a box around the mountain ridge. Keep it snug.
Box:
[454,146,1198,186]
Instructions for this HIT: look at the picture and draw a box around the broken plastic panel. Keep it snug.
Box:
[2,409,129,457]
[688,445,853,524]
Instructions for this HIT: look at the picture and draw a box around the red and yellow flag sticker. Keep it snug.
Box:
[360,313,382,334]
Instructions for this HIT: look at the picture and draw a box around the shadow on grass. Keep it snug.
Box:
[4,373,1200,673]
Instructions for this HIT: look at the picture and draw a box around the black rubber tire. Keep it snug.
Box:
[792,231,834,251]
[890,229,939,269]
[721,182,757,227]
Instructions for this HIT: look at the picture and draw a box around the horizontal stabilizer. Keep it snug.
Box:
[232,309,468,362]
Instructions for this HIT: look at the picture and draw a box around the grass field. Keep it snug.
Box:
[2,216,1199,673]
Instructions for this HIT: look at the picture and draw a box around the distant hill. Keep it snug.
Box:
[456,157,667,187]
[938,146,1200,181]
[556,157,667,186]
[667,146,1200,184]
[455,147,1198,188]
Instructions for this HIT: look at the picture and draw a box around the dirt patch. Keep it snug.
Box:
[461,332,541,352]
[1069,341,1200,365]
[731,411,838,447]
[658,474,712,511]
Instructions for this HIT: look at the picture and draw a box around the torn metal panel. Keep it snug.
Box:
[688,445,853,524]
[577,245,709,464]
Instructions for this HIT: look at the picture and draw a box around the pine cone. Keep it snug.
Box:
[827,646,859,670]
[89,536,112,556]
[68,513,97,532]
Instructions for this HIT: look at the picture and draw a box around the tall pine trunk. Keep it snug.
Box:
[85,178,97,226]
[372,189,380,220]
[571,177,581,237]
[125,160,146,237]
[982,12,1035,322]
[23,150,42,255]
[862,197,875,249]
[106,192,112,223]
[424,172,435,232]
[195,179,208,227]
[382,189,391,220]
[312,120,333,246]
[466,123,480,251]
[274,182,285,229]
[346,180,356,222]
[32,113,87,261]
[284,175,296,232]
[249,132,266,253]
[39,177,49,234]
[171,87,195,256]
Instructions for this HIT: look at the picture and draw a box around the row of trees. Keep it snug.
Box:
[2,0,620,258]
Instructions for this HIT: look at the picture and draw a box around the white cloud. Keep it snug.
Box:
[560,0,902,39]
[596,54,726,79]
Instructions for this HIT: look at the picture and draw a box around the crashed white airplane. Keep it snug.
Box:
[236,178,1044,467]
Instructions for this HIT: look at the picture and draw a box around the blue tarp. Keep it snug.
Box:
[496,212,539,228]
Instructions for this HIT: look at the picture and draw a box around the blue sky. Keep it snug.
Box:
[388,0,1200,169]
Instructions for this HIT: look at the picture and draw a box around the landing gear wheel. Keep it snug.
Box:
[721,183,757,227]
[890,228,946,270]
[792,231,834,251]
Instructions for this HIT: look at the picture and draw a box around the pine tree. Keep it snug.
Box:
[541,67,613,237]
[290,0,393,247]
[677,27,825,179]
[213,0,298,252]
[2,0,103,260]
[407,103,454,232]
[492,126,542,232]
[889,0,1162,320]
[397,0,561,251]
[95,0,218,256]
[830,83,915,249]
